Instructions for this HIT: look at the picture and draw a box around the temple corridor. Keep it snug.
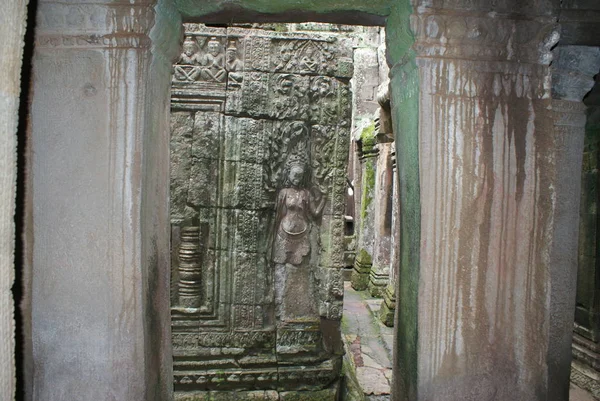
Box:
[2,0,600,400]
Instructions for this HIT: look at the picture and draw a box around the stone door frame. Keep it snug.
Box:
[22,0,600,400]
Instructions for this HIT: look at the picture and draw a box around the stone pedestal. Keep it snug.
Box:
[28,1,181,399]
[350,249,372,291]
[572,333,600,399]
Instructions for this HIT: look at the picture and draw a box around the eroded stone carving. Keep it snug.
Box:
[226,40,244,88]
[173,35,227,84]
[273,150,325,266]
[170,23,353,399]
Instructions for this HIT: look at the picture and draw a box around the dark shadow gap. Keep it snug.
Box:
[13,0,38,399]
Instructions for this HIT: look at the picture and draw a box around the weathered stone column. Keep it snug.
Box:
[350,128,377,291]
[0,1,28,400]
[28,1,180,400]
[368,76,394,298]
[553,46,600,398]
[379,149,398,327]
[387,0,594,399]
[549,44,600,400]
[367,139,393,297]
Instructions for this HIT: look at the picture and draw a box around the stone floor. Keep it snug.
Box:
[342,282,598,401]
[342,282,393,400]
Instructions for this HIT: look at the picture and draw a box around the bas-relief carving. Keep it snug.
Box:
[169,24,353,395]
[273,156,325,266]
[174,36,228,83]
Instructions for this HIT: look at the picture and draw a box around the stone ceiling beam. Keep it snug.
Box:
[175,0,391,25]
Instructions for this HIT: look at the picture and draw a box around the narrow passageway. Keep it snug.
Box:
[342,282,393,400]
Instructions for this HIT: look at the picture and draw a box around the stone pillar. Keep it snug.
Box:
[350,129,378,291]
[367,140,393,297]
[349,33,382,289]
[28,1,181,400]
[549,44,600,399]
[554,46,600,398]
[0,1,28,400]
[368,74,394,298]
[351,44,381,132]
[379,149,398,327]
[387,1,594,399]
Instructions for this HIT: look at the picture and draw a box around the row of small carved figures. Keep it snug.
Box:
[175,37,243,83]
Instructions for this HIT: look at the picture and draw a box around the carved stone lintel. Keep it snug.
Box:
[411,12,559,66]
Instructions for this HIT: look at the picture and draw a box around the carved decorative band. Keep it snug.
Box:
[552,99,588,128]
[36,34,151,49]
[172,331,275,350]
[410,13,559,65]
[36,3,154,33]
[174,365,337,389]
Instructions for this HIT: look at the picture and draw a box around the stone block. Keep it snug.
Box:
[378,284,396,327]
[193,111,222,159]
[352,47,380,120]
[223,116,270,163]
[188,157,219,208]
[319,214,346,269]
[350,249,372,291]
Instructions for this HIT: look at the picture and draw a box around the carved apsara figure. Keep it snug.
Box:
[272,152,325,266]
[174,36,202,81]
[226,40,244,88]
[200,37,227,83]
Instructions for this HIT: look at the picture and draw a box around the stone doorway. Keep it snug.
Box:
[19,1,600,400]
[167,22,386,400]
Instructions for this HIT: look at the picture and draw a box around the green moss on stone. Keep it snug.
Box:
[355,249,372,265]
[361,161,375,220]
[387,1,421,398]
[273,23,289,32]
[360,122,376,146]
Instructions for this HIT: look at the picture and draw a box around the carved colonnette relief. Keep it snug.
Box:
[169,24,352,397]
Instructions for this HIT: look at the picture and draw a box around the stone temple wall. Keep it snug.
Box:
[169,23,355,399]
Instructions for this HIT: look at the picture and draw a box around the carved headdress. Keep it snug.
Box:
[286,141,308,170]
[182,36,199,52]
[227,40,238,52]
